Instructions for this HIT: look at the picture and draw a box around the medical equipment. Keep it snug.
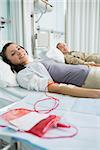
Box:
[34,0,53,14]
[0,107,78,139]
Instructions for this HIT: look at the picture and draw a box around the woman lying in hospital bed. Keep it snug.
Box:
[1,42,100,98]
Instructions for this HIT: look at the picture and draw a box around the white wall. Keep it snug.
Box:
[22,0,33,56]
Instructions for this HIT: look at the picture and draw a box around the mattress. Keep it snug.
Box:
[0,87,100,150]
[0,86,33,108]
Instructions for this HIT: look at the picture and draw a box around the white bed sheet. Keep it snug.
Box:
[0,89,100,150]
[0,86,33,108]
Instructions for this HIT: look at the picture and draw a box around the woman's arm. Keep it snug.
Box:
[48,82,100,98]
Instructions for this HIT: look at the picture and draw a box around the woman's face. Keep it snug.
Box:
[5,43,30,65]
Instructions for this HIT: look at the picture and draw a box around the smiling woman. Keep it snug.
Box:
[1,43,29,65]
[0,43,29,72]
[1,42,100,98]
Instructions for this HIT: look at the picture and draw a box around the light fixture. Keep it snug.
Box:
[34,0,53,14]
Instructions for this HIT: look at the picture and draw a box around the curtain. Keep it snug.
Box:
[65,0,100,53]
[8,0,24,45]
[8,0,33,56]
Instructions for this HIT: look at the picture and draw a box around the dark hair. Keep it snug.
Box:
[56,43,61,49]
[0,42,26,73]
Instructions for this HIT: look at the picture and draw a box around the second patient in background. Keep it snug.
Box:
[56,42,100,66]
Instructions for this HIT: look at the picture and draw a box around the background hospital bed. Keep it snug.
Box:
[0,86,100,150]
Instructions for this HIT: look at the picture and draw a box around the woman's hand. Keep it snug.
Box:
[48,81,100,98]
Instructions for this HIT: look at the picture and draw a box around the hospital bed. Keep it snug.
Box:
[0,58,100,150]
[0,85,100,150]
[0,86,33,149]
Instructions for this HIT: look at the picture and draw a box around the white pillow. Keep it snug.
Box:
[0,59,19,87]
[46,48,65,63]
